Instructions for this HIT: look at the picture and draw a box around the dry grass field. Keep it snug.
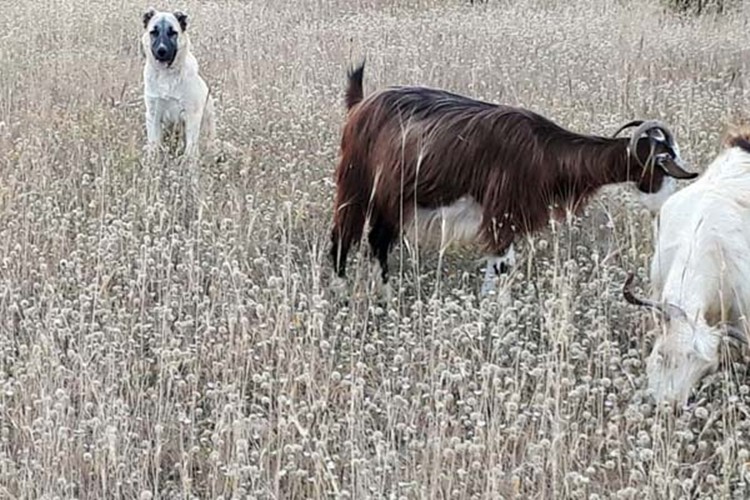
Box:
[3,0,750,498]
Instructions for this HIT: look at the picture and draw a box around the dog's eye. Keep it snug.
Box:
[167,29,177,37]
[150,29,158,36]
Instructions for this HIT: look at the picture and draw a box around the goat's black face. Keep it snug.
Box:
[633,139,668,193]
[633,136,697,193]
[149,17,180,65]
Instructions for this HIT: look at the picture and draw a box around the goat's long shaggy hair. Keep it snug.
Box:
[330,63,671,278]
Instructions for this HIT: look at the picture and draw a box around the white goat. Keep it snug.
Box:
[624,131,750,404]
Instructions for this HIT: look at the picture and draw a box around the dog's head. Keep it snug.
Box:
[142,8,188,67]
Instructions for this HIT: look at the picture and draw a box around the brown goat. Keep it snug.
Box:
[330,63,697,294]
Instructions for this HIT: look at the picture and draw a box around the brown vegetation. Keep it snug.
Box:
[2,0,750,498]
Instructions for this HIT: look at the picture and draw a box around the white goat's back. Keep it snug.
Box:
[645,146,750,402]
[652,146,750,321]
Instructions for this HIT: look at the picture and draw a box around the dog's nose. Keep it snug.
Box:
[156,46,167,57]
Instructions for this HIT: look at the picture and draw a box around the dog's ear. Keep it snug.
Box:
[173,11,188,32]
[143,7,157,29]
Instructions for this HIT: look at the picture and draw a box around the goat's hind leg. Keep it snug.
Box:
[330,228,350,279]
[330,201,367,279]
[368,215,396,300]
[328,226,352,302]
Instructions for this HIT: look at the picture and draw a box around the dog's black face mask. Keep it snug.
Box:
[150,18,179,65]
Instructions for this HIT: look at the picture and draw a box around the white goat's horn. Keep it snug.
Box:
[623,272,667,315]
[623,272,687,321]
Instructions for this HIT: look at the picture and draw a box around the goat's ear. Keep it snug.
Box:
[647,128,667,143]
[658,156,699,180]
[174,11,188,32]
[143,7,157,29]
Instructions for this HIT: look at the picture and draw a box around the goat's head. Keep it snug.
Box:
[623,273,746,404]
[614,120,698,195]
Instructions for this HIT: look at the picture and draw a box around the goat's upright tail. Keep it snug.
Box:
[345,62,366,110]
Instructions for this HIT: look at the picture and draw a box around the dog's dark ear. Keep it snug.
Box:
[143,7,157,29]
[173,11,188,32]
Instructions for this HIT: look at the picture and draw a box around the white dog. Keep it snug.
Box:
[141,8,216,160]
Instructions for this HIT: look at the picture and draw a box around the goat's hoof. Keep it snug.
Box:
[480,279,498,297]
[480,283,512,308]
[330,276,347,298]
[381,282,394,304]
[332,275,346,288]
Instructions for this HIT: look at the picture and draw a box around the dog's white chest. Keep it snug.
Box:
[145,73,186,124]
[147,71,181,96]
[156,97,184,124]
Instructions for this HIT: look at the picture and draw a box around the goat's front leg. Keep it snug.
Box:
[480,244,516,297]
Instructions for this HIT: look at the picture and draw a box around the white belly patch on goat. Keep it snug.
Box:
[406,196,483,248]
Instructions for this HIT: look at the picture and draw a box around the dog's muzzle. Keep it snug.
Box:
[151,39,176,65]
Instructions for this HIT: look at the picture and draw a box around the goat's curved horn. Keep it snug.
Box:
[651,121,676,147]
[623,272,667,315]
[623,272,688,321]
[726,325,748,345]
[644,120,684,154]
[626,120,664,165]
[612,120,644,138]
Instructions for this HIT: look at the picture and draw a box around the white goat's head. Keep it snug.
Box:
[646,317,721,404]
[623,273,746,404]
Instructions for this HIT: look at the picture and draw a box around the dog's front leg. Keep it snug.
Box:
[182,111,204,201]
[183,110,202,161]
[145,103,163,162]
